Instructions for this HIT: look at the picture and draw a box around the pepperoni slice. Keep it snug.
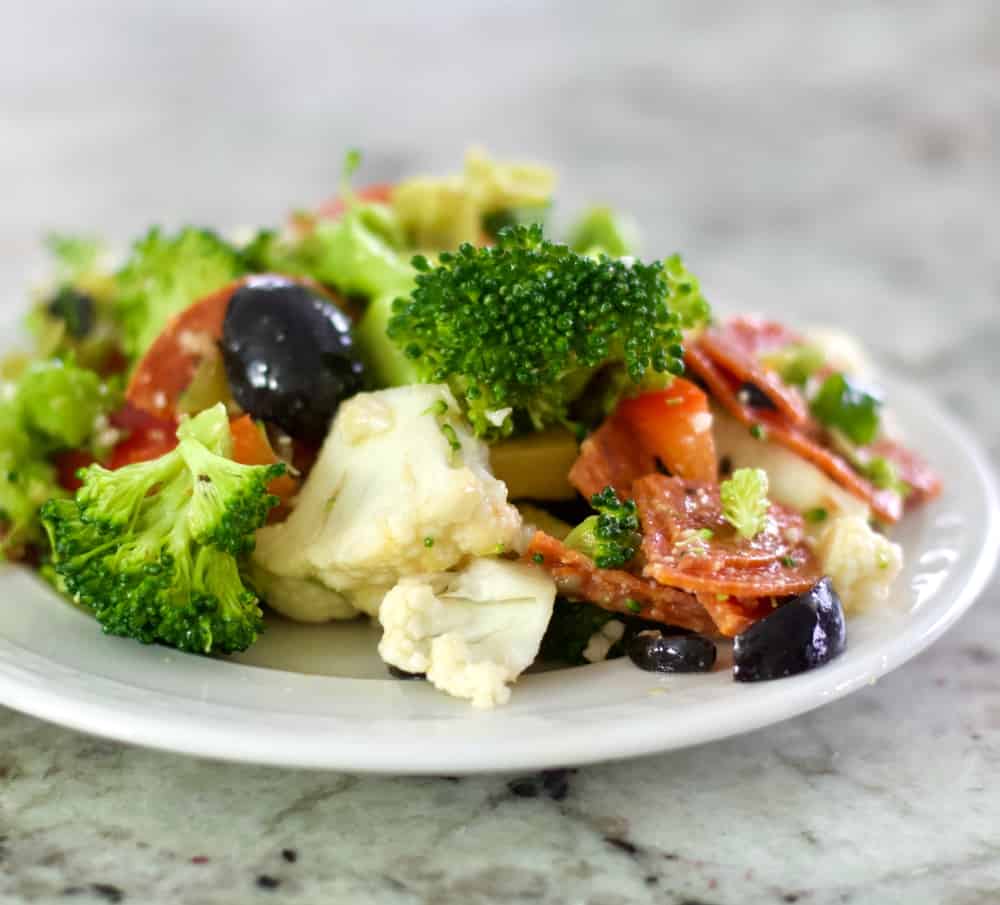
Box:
[866,437,942,506]
[696,593,774,638]
[525,531,717,635]
[126,279,242,418]
[697,317,810,426]
[633,474,821,601]
[568,415,657,500]
[685,343,903,524]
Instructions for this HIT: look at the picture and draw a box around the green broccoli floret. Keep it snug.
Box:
[720,467,770,539]
[386,224,704,438]
[114,227,247,359]
[41,403,285,654]
[15,359,119,452]
[540,600,624,665]
[0,359,119,556]
[564,486,641,569]
[0,408,63,555]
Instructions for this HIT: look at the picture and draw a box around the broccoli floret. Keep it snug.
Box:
[14,359,119,452]
[0,359,119,556]
[0,415,63,555]
[115,227,246,359]
[387,224,704,438]
[564,486,641,569]
[41,403,284,654]
[720,467,770,539]
[540,600,623,665]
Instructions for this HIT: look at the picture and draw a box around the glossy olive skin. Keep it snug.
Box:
[221,276,364,443]
[47,287,95,338]
[738,381,776,410]
[733,577,847,682]
[627,631,717,673]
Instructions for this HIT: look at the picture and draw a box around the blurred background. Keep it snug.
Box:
[1,0,996,453]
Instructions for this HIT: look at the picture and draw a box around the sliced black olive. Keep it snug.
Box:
[738,381,777,410]
[733,577,846,682]
[221,276,364,443]
[627,630,717,673]
[387,665,425,680]
[47,286,95,339]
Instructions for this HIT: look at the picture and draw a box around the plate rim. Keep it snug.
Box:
[0,375,997,773]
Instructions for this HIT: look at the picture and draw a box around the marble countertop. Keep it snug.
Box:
[1,1,998,902]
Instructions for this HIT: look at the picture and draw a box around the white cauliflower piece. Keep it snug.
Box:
[378,558,556,708]
[712,408,870,523]
[253,385,522,621]
[815,515,902,615]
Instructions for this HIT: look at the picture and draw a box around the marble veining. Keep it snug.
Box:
[1,1,999,902]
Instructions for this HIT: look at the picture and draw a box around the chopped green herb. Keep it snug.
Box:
[780,555,798,568]
[877,550,892,570]
[749,423,767,441]
[697,528,714,541]
[804,507,828,524]
[810,373,882,446]
[625,598,642,614]
[861,456,911,498]
[439,423,462,456]
[716,593,729,602]
[532,552,544,564]
[423,536,435,548]
[423,399,450,417]
[720,467,770,539]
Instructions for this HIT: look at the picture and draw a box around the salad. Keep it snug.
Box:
[0,149,942,708]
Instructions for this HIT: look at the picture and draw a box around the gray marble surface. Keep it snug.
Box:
[2,1,999,902]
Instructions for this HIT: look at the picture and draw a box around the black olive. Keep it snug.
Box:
[387,665,425,680]
[738,381,777,410]
[221,276,364,442]
[627,631,717,673]
[733,577,846,682]
[47,286,95,339]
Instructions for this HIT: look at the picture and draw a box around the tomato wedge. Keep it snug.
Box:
[613,378,718,483]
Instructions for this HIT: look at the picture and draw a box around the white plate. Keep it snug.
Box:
[0,374,997,773]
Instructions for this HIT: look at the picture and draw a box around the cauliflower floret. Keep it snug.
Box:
[378,558,556,708]
[815,515,902,615]
[582,619,626,663]
[253,385,522,621]
[712,408,870,523]
[249,569,360,623]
